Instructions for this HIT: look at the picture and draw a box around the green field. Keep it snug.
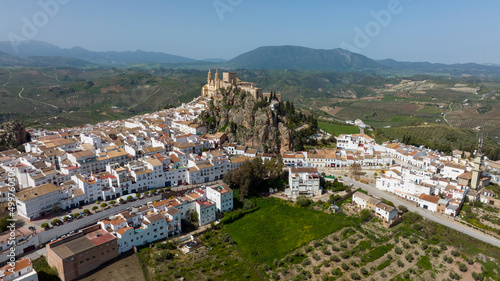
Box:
[318,121,359,136]
[224,198,358,264]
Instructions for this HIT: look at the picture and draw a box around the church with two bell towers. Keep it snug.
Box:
[201,69,263,100]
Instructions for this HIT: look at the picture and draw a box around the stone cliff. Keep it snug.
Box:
[202,87,293,153]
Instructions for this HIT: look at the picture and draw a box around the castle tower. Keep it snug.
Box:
[471,135,484,190]
[207,69,213,85]
[215,69,220,88]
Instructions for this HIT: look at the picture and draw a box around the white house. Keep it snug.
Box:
[0,258,38,281]
[375,202,398,223]
[206,183,233,213]
[286,167,321,199]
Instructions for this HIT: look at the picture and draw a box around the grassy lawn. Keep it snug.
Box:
[33,256,60,281]
[224,198,358,264]
[318,121,359,136]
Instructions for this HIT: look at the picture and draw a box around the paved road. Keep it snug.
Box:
[341,177,500,249]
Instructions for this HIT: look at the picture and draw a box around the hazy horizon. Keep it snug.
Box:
[1,0,499,64]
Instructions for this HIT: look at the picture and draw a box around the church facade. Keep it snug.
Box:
[202,69,263,100]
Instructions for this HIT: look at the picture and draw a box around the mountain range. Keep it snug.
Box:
[1,41,500,76]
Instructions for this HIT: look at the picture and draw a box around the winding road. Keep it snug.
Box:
[443,102,453,126]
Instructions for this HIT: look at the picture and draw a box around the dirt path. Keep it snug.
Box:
[2,70,12,87]
[18,87,66,112]
[443,102,453,126]
[129,86,163,109]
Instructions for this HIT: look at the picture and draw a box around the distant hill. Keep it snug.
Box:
[224,46,383,71]
[0,51,95,67]
[0,41,195,65]
[377,59,500,76]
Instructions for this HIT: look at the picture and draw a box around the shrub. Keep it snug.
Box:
[381,272,387,278]
[312,253,321,261]
[387,254,393,260]
[398,205,408,213]
[323,238,331,244]
[409,236,418,244]
[421,242,428,250]
[330,255,340,262]
[323,260,331,268]
[340,252,350,259]
[360,209,372,222]
[340,242,348,248]
[472,272,484,281]
[331,235,339,241]
[341,263,349,270]
[449,270,461,280]
[403,242,411,249]
[458,262,467,272]
[296,196,312,207]
[331,245,340,252]
[405,253,414,262]
[348,237,356,244]
[439,242,448,250]
[305,246,313,253]
[350,260,358,267]
[395,247,403,255]
[271,272,280,280]
[397,260,404,268]
[360,267,369,275]
[466,257,474,265]
[322,247,331,256]
[431,247,440,257]
[302,258,311,266]
[313,266,320,274]
[413,223,423,231]
[313,240,321,247]
[350,272,361,280]
[451,250,460,257]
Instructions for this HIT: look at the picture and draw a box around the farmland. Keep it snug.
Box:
[136,196,500,281]
[318,121,359,136]
[224,198,358,264]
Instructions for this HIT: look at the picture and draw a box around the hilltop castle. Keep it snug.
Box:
[202,69,263,100]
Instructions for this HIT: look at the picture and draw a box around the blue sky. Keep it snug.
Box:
[0,0,499,63]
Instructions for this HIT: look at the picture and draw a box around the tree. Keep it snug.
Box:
[51,203,58,214]
[110,200,116,205]
[398,205,408,213]
[51,219,61,226]
[296,196,311,207]
[136,193,141,198]
[41,223,49,229]
[119,198,125,203]
[127,195,133,201]
[100,203,107,209]
[83,209,90,214]
[191,211,199,224]
[92,206,99,212]
[360,209,372,222]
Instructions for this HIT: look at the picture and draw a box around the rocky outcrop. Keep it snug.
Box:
[204,87,293,153]
[0,120,31,151]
